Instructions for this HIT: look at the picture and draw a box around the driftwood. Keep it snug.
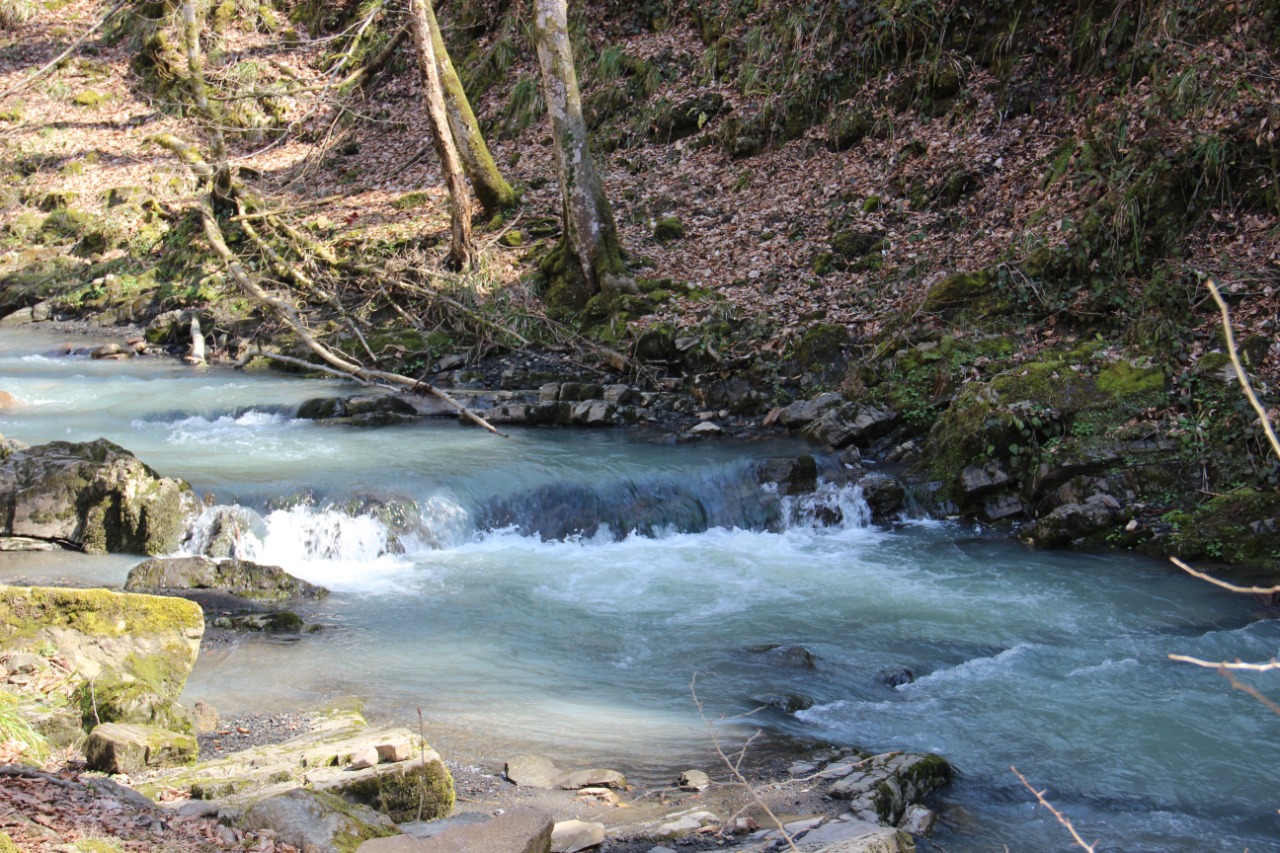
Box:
[197,204,506,436]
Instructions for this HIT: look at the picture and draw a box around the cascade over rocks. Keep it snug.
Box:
[0,438,196,554]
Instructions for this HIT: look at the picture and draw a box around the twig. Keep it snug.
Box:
[348,318,377,363]
[1166,654,1280,673]
[1011,766,1097,852]
[1169,557,1280,595]
[0,0,130,101]
[1204,278,1280,463]
[690,675,799,853]
[0,766,85,789]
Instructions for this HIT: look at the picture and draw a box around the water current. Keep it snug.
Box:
[1,327,1277,851]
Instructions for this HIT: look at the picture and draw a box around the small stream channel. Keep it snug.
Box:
[1,326,1277,851]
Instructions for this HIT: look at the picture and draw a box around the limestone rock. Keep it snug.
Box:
[897,804,937,835]
[356,806,553,853]
[648,810,719,841]
[125,555,328,601]
[242,788,397,853]
[84,722,197,773]
[551,819,604,853]
[350,746,380,770]
[678,769,711,791]
[797,816,914,852]
[330,758,455,822]
[506,754,561,788]
[556,768,626,790]
[0,438,196,554]
[192,701,219,735]
[803,404,899,450]
[828,753,951,826]
[0,586,203,698]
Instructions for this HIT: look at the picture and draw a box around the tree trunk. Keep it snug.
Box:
[179,0,233,203]
[425,1,517,214]
[532,0,635,297]
[408,0,475,271]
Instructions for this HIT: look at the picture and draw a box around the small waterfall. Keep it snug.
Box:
[476,461,873,541]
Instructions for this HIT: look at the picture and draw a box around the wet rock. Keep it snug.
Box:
[982,493,1026,521]
[243,788,397,853]
[685,420,722,437]
[757,456,818,496]
[1019,494,1124,548]
[84,722,198,773]
[0,438,196,554]
[125,554,328,601]
[755,692,815,713]
[876,667,914,688]
[211,611,306,633]
[959,462,1013,496]
[91,342,128,360]
[678,769,711,791]
[551,819,605,853]
[898,803,937,835]
[827,752,952,826]
[858,474,906,524]
[183,505,262,559]
[749,643,818,669]
[804,403,900,450]
[570,400,618,426]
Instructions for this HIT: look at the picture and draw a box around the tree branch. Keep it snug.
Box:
[1011,766,1097,852]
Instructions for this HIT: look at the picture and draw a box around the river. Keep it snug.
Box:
[1,326,1277,851]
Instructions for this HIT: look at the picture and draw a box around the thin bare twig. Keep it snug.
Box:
[1011,766,1097,852]
[1204,278,1280,462]
[690,675,799,853]
[1169,557,1280,595]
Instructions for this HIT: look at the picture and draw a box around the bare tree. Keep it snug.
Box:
[532,0,636,297]
[424,0,517,214]
[409,0,475,270]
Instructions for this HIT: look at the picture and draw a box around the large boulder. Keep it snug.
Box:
[0,586,204,735]
[242,788,398,853]
[125,555,328,602]
[0,438,195,554]
[357,807,554,853]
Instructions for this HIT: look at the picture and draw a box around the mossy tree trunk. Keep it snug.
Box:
[408,0,475,271]
[179,0,233,203]
[425,1,517,215]
[532,0,635,297]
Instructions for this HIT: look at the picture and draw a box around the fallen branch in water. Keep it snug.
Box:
[1011,766,1097,852]
[1169,557,1280,595]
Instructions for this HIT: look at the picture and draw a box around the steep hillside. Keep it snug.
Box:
[2,0,1279,572]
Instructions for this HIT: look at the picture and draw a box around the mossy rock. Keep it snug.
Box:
[74,677,195,734]
[792,323,849,366]
[1096,360,1166,399]
[921,270,1007,317]
[332,758,455,823]
[831,229,885,260]
[653,216,685,242]
[827,107,873,152]
[1161,489,1280,569]
[39,208,93,240]
[71,90,109,108]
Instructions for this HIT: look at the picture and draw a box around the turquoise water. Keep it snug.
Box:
[1,326,1277,851]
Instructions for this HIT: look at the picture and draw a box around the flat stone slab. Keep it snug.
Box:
[84,722,197,774]
[357,806,554,853]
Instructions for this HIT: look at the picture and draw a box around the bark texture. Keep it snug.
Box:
[409,0,475,271]
[179,0,232,202]
[425,1,517,214]
[533,0,635,296]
